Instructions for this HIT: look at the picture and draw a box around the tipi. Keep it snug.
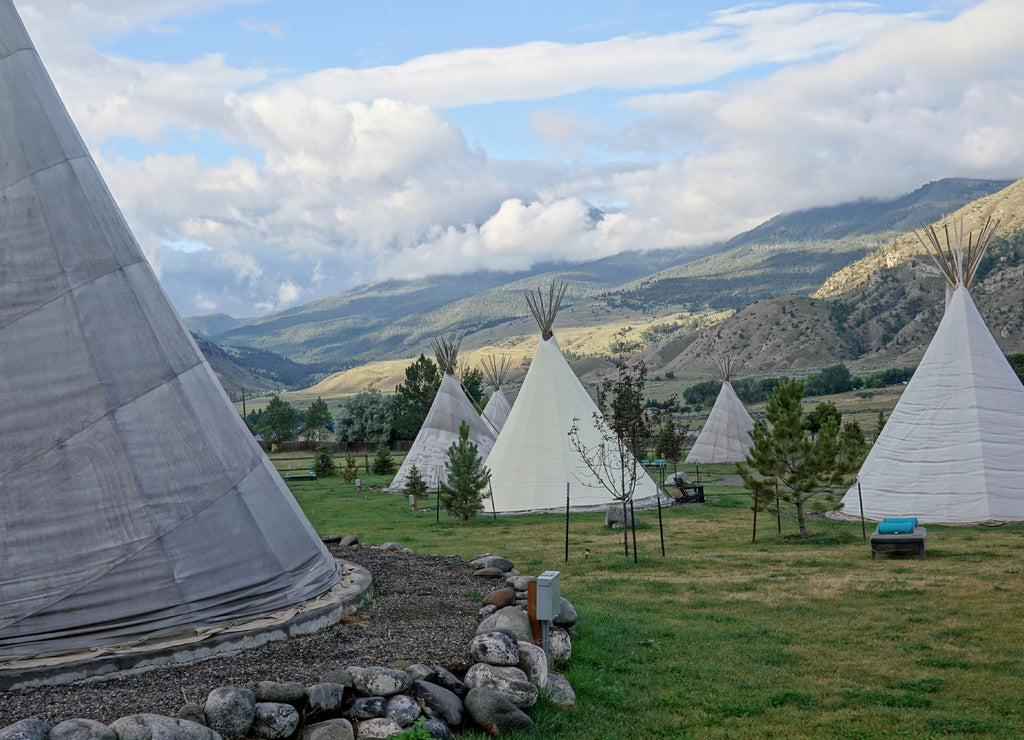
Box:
[839,218,1024,524]
[0,1,339,659]
[481,354,514,434]
[487,282,664,512]
[685,357,755,463]
[386,333,497,492]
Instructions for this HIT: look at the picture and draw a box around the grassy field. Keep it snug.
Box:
[271,455,1024,739]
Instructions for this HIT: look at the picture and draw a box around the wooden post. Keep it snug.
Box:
[527,581,542,645]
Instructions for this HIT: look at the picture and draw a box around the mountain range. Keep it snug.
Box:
[185,176,1023,397]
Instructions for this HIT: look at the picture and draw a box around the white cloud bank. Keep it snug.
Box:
[16,0,1024,317]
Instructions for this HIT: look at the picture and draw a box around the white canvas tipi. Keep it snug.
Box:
[0,1,339,658]
[386,334,497,492]
[487,282,663,513]
[686,357,755,464]
[840,218,1024,524]
[481,354,514,434]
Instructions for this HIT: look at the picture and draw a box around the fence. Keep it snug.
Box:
[275,440,413,454]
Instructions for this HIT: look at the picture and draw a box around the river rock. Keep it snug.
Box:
[379,542,403,552]
[385,695,421,727]
[464,664,538,709]
[297,718,354,740]
[554,597,578,627]
[473,567,506,577]
[50,719,115,740]
[405,664,434,682]
[255,680,307,705]
[305,683,346,717]
[483,587,515,608]
[348,666,412,696]
[204,686,255,739]
[420,719,454,739]
[549,626,572,664]
[252,702,300,739]
[353,718,402,738]
[516,640,548,688]
[606,503,638,527]
[339,534,359,547]
[472,556,514,572]
[544,673,578,706]
[409,681,464,727]
[175,703,206,726]
[476,606,533,642]
[429,665,468,697]
[464,688,533,736]
[347,696,386,720]
[506,575,535,591]
[108,714,222,740]
[469,631,520,666]
[0,719,51,740]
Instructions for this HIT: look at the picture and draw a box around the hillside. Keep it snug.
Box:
[192,177,1024,397]
[655,179,1024,382]
[193,336,324,398]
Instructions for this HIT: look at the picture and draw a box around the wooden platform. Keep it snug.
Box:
[870,526,927,560]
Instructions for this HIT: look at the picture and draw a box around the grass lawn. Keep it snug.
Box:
[276,456,1024,739]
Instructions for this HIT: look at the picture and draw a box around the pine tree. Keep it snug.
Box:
[737,379,857,539]
[405,464,429,502]
[439,421,491,520]
[313,443,336,478]
[371,442,396,475]
[340,452,359,483]
[654,411,682,463]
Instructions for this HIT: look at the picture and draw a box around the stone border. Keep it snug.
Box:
[0,560,372,692]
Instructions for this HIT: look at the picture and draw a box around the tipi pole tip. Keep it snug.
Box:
[526,279,568,341]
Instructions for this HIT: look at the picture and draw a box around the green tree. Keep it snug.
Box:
[874,411,887,441]
[737,379,858,539]
[313,443,336,478]
[255,395,299,448]
[654,410,682,463]
[302,397,333,443]
[1008,353,1024,385]
[393,355,442,440]
[335,389,394,444]
[340,452,359,483]
[460,366,486,408]
[405,464,429,502]
[439,421,491,520]
[371,442,396,475]
[802,401,842,436]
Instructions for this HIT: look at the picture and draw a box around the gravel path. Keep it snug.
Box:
[0,546,485,728]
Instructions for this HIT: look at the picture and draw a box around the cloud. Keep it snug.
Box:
[239,18,284,38]
[14,1,1024,319]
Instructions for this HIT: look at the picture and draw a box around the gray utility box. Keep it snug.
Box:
[536,570,561,621]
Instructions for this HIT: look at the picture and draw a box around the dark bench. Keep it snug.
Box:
[669,484,705,504]
[871,526,926,560]
[284,472,317,481]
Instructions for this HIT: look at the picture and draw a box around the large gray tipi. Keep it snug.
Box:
[0,1,339,660]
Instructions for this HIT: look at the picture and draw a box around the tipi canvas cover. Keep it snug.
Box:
[0,2,338,657]
[686,359,754,463]
[840,219,1024,524]
[481,354,514,434]
[482,386,512,433]
[387,337,497,492]
[487,285,662,512]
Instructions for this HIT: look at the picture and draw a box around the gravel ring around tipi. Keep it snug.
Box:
[0,546,483,727]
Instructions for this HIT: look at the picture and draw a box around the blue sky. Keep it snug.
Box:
[16,0,1024,318]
